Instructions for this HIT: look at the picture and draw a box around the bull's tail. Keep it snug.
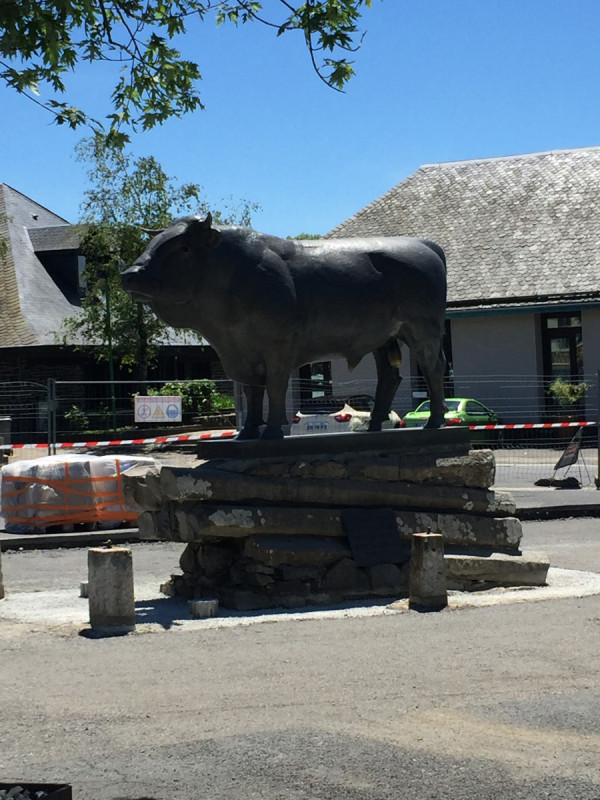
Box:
[419,239,447,269]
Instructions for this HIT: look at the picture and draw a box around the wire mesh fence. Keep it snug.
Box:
[289,372,599,485]
[0,381,49,445]
[493,444,597,488]
[0,378,236,446]
[0,374,596,485]
[49,378,236,440]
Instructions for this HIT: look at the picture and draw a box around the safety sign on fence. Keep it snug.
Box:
[134,395,182,423]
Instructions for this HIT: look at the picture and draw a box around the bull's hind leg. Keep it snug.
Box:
[368,345,402,431]
[237,384,265,440]
[409,335,447,429]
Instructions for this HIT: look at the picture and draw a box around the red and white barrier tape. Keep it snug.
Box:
[468,421,597,431]
[1,421,596,450]
[3,430,237,450]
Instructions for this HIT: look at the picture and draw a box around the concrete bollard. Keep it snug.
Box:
[88,546,136,635]
[80,581,89,598]
[409,532,447,611]
[189,599,219,619]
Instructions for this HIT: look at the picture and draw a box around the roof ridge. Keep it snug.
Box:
[419,144,600,170]
[0,182,70,224]
[326,169,425,238]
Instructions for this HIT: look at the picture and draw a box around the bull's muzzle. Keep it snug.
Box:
[121,264,150,301]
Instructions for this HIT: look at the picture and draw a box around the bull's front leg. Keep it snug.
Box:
[261,370,290,440]
[237,384,265,440]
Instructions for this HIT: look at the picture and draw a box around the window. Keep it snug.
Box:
[542,313,583,380]
[465,400,487,414]
[298,361,333,402]
[541,312,584,416]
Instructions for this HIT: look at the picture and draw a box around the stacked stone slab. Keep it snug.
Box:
[123,429,548,611]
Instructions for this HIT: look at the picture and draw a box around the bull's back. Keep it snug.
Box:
[281,236,446,362]
[290,236,446,316]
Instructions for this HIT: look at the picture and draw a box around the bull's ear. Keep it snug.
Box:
[190,214,221,248]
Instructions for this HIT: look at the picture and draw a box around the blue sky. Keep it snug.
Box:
[2,0,600,237]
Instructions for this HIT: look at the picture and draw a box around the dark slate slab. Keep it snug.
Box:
[342,508,411,567]
[196,427,470,460]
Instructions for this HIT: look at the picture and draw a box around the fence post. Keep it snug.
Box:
[47,378,57,455]
[233,382,244,431]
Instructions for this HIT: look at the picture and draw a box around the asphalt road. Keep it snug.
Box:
[1,520,600,800]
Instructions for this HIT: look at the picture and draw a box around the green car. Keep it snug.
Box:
[403,397,501,428]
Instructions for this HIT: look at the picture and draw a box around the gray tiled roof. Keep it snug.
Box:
[28,225,82,252]
[0,183,207,349]
[0,183,84,347]
[327,147,600,307]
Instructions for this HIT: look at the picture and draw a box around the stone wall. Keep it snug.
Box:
[123,430,548,611]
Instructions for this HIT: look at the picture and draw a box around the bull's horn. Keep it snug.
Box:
[140,227,165,236]
[200,213,213,228]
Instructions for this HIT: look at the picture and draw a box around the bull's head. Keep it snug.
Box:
[122,214,222,304]
[139,213,221,244]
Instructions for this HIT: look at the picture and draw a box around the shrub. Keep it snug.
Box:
[547,377,588,409]
[146,380,233,414]
[64,404,89,431]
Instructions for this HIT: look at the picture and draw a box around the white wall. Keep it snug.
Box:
[286,308,600,425]
[450,314,542,423]
[330,350,414,414]
[324,315,541,422]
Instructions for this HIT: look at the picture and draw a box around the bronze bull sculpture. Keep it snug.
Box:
[122,214,447,440]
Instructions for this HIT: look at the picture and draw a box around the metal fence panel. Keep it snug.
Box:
[0,375,596,485]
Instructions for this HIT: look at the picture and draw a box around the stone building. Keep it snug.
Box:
[314,146,600,423]
[0,183,220,439]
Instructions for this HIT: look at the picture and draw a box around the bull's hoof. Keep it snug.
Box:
[237,426,261,440]
[424,417,445,429]
[367,421,383,432]
[260,425,284,440]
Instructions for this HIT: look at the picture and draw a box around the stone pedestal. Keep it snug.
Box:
[123,430,548,611]
[88,546,135,635]
[409,533,448,611]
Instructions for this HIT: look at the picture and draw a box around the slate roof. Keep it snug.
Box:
[327,147,600,310]
[28,225,82,252]
[0,183,84,347]
[0,183,206,349]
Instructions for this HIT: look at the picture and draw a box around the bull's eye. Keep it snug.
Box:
[181,245,190,253]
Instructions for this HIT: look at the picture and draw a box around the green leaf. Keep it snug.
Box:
[2,0,375,133]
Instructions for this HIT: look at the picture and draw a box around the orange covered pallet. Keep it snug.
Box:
[1,455,154,532]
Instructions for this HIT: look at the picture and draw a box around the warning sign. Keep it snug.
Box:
[554,427,583,471]
[135,395,182,423]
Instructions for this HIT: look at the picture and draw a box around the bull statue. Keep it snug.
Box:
[122,214,447,440]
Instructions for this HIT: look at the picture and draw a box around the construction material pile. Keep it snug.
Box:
[1,454,154,533]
